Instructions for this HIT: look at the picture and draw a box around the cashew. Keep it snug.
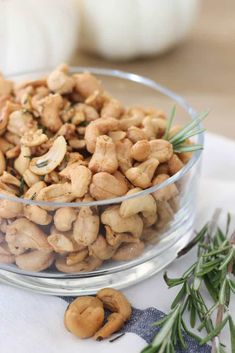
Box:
[130,140,151,162]
[7,110,36,137]
[24,205,52,225]
[168,196,180,212]
[73,207,100,246]
[54,207,77,232]
[60,163,92,198]
[37,93,63,132]
[89,135,118,173]
[15,250,54,272]
[115,138,133,173]
[149,139,173,163]
[119,115,143,130]
[155,162,170,176]
[140,227,160,244]
[68,139,86,150]
[120,188,157,218]
[168,154,184,175]
[5,218,51,255]
[5,145,21,159]
[94,313,124,340]
[127,126,147,143]
[24,181,47,199]
[73,103,99,122]
[64,296,104,338]
[101,98,124,119]
[0,171,20,187]
[85,117,119,153]
[66,249,88,265]
[14,145,31,176]
[0,75,13,96]
[125,158,159,188]
[74,73,103,98]
[22,169,41,187]
[21,129,48,147]
[108,130,126,142]
[0,103,11,136]
[90,171,129,200]
[0,242,15,263]
[105,225,139,247]
[101,206,143,238]
[85,90,107,111]
[5,131,21,145]
[0,137,13,153]
[47,233,74,253]
[36,182,74,203]
[0,194,23,218]
[143,213,158,228]
[155,201,174,230]
[97,288,132,322]
[0,181,18,195]
[29,136,67,175]
[142,116,166,139]
[89,235,116,260]
[56,255,102,273]
[112,241,145,261]
[0,150,6,175]
[47,64,75,94]
[152,174,179,202]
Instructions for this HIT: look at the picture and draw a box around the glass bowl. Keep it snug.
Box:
[0,67,203,295]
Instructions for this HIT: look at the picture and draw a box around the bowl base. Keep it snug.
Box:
[0,228,192,296]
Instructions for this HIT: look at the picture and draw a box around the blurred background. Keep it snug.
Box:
[1,0,234,139]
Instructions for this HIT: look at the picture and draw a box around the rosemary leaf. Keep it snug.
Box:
[200,315,229,345]
[228,315,235,353]
[173,145,204,153]
[218,248,234,270]
[162,105,176,140]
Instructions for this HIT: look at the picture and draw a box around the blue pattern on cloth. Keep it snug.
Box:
[61,297,211,353]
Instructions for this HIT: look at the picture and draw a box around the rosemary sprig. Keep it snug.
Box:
[163,107,208,154]
[141,211,235,353]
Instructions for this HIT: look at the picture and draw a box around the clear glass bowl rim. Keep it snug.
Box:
[2,66,204,208]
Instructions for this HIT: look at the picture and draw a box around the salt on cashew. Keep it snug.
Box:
[89,135,118,174]
[89,235,117,260]
[85,117,119,153]
[64,296,104,338]
[15,250,54,272]
[73,207,100,246]
[55,256,102,273]
[152,174,179,202]
[97,288,132,322]
[120,188,157,218]
[168,154,184,175]
[54,207,77,232]
[23,205,52,225]
[14,145,31,175]
[21,129,48,147]
[101,206,143,238]
[29,136,67,175]
[89,171,129,201]
[37,93,63,132]
[125,158,159,188]
[60,163,92,198]
[93,313,124,340]
[112,241,145,261]
[47,64,75,94]
[115,138,133,173]
[74,73,103,99]
[5,218,52,255]
[101,98,124,119]
[130,139,151,162]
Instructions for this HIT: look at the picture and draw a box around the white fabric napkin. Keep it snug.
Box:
[0,132,234,353]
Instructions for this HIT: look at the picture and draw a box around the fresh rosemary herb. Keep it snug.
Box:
[30,192,37,200]
[36,160,49,168]
[23,155,33,159]
[163,106,208,154]
[79,121,89,127]
[18,177,25,196]
[141,210,235,353]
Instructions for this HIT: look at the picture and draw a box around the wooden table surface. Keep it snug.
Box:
[72,0,235,140]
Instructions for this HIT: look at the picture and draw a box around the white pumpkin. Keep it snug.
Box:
[78,0,199,60]
[0,0,80,75]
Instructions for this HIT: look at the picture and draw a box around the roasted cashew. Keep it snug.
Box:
[168,154,184,175]
[90,171,129,200]
[93,313,124,340]
[89,135,118,173]
[127,126,148,143]
[112,241,145,261]
[24,205,52,225]
[0,171,20,187]
[89,235,117,260]
[143,213,158,228]
[101,98,124,119]
[5,131,21,145]
[22,169,41,187]
[73,207,100,246]
[66,249,88,266]
[54,207,77,232]
[0,137,13,153]
[119,115,143,130]
[15,250,54,271]
[73,103,99,123]
[0,242,15,264]
[47,233,74,253]
[101,206,143,238]
[47,64,75,94]
[64,296,104,338]
[5,218,51,255]
[24,181,47,199]
[130,140,151,162]
[14,145,31,175]
[142,116,166,139]
[0,193,23,218]
[152,174,179,202]
[5,145,20,159]
[56,255,102,273]
[21,129,48,147]
[0,150,6,175]
[37,93,63,132]
[60,163,92,198]
[125,158,159,188]
[149,139,173,163]
[7,110,36,136]
[105,225,139,247]
[97,288,132,322]
[0,74,13,96]
[36,182,74,203]
[74,73,103,98]
[85,90,107,111]
[30,136,67,175]
[120,188,157,218]
[155,201,174,230]
[108,130,126,142]
[85,117,119,153]
[115,138,133,173]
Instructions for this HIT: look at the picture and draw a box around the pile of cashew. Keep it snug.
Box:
[64,288,131,340]
[0,64,189,272]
